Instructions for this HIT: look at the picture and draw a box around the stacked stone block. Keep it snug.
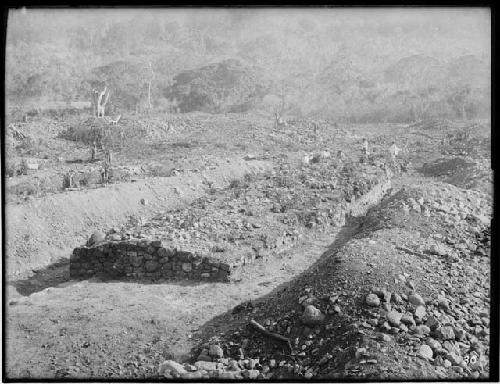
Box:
[70,240,231,282]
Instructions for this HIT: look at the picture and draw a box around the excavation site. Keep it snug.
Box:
[4,7,495,381]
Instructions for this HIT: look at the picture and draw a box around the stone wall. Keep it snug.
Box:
[70,240,231,282]
[349,178,392,217]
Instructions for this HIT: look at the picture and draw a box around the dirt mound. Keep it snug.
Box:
[420,157,492,195]
[421,157,475,177]
[361,180,491,238]
[165,59,269,113]
[188,180,491,380]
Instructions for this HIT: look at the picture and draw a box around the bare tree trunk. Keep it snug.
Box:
[97,87,110,118]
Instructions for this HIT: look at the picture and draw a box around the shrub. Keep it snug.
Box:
[9,179,41,196]
[243,172,254,184]
[148,165,174,177]
[229,179,241,189]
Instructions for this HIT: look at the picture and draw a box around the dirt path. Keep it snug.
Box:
[6,224,357,379]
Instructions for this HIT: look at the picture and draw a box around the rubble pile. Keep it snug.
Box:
[420,156,492,194]
[172,178,492,380]
[109,159,389,269]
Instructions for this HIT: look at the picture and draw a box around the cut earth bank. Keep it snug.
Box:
[5,157,272,279]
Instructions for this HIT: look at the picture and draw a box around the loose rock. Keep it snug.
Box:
[418,344,434,360]
[209,344,224,358]
[366,293,381,307]
[436,326,455,341]
[159,360,188,376]
[387,310,402,326]
[408,293,425,306]
[301,305,325,325]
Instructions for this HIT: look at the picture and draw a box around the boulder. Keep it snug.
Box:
[408,293,425,306]
[426,316,440,330]
[414,305,426,321]
[426,338,442,351]
[401,313,416,326]
[301,305,325,325]
[195,361,218,371]
[418,344,434,360]
[159,360,187,376]
[438,297,450,312]
[414,325,431,335]
[87,231,105,246]
[392,293,404,305]
[108,234,122,241]
[366,293,381,307]
[181,371,204,379]
[209,344,224,358]
[387,311,402,326]
[242,369,260,379]
[435,326,455,341]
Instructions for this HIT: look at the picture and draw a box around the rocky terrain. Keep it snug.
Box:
[180,177,492,380]
[5,9,493,381]
[4,113,494,380]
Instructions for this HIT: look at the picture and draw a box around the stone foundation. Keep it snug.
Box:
[70,178,391,283]
[70,240,231,282]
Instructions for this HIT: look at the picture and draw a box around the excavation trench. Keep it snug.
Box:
[6,174,392,378]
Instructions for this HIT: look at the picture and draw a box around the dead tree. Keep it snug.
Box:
[97,87,110,118]
[91,86,111,118]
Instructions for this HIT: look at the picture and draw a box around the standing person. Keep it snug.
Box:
[337,150,346,161]
[101,146,112,184]
[361,138,369,162]
[105,147,113,167]
[389,141,401,161]
[66,169,76,188]
[101,165,108,184]
[90,141,97,162]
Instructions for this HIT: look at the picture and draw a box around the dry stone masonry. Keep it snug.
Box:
[70,240,231,282]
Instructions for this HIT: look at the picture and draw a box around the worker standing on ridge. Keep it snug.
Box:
[361,138,369,162]
[389,141,401,161]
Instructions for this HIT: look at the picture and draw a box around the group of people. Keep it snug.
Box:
[361,138,402,162]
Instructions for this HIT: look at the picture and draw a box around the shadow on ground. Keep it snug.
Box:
[190,216,364,360]
[10,257,212,297]
[10,258,72,296]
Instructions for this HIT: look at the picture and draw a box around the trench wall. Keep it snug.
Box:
[7,158,272,278]
[69,178,392,283]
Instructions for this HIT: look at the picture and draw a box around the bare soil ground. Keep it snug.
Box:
[4,113,493,380]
